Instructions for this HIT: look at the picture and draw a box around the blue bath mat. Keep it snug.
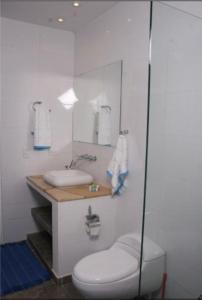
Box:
[0,241,52,296]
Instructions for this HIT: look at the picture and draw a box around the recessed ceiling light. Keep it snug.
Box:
[73,1,80,7]
[57,17,64,23]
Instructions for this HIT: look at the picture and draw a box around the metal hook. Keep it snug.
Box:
[120,129,129,135]
[101,105,111,112]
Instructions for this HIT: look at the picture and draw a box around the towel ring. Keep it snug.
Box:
[32,101,51,112]
[32,101,42,111]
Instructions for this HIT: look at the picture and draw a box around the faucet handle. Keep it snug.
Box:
[65,159,75,169]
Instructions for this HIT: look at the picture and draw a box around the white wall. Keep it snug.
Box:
[1,18,74,242]
[73,2,150,237]
[0,15,3,244]
[144,3,202,298]
[164,1,202,19]
[0,111,2,244]
[53,196,117,278]
[0,180,2,244]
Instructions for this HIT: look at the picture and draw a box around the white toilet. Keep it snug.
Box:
[72,233,165,299]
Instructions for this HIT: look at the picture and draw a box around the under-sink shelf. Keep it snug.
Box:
[31,206,52,235]
[27,232,52,269]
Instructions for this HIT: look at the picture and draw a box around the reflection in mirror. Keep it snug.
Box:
[73,61,122,146]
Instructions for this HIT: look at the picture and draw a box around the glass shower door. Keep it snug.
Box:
[141,2,202,299]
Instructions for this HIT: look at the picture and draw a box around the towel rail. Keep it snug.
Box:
[32,101,51,112]
[100,105,111,111]
[32,101,42,111]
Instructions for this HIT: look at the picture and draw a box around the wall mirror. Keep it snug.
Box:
[73,61,122,146]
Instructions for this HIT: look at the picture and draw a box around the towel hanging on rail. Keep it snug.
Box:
[33,103,51,151]
[107,134,128,195]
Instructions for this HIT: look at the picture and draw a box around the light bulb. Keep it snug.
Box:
[57,18,64,23]
[73,2,80,7]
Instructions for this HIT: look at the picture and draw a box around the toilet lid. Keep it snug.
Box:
[73,248,139,284]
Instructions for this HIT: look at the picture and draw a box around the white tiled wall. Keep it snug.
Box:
[1,18,74,242]
[144,3,202,298]
[73,2,150,237]
[0,15,3,244]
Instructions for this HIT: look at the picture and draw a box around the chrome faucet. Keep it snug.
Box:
[78,154,97,161]
[65,154,97,169]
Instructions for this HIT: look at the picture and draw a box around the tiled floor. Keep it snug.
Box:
[3,279,84,299]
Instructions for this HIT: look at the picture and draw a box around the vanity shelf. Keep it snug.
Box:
[29,207,53,272]
[27,175,114,279]
[27,231,52,269]
[31,206,52,235]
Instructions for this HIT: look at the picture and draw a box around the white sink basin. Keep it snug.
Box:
[43,169,93,187]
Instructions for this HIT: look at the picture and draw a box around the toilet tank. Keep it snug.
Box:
[116,233,166,295]
[116,233,165,261]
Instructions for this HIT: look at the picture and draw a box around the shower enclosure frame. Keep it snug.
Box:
[138,1,153,296]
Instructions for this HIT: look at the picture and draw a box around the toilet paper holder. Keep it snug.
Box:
[85,206,101,239]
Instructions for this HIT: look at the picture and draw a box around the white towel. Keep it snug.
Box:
[34,104,51,150]
[98,107,111,145]
[107,135,128,195]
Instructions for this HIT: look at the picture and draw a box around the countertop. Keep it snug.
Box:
[27,175,112,202]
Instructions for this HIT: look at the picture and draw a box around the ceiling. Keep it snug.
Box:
[1,1,116,32]
[1,1,201,34]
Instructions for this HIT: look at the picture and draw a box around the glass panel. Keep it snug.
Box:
[141,3,202,299]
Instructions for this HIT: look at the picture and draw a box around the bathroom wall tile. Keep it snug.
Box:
[73,1,150,238]
[165,277,195,299]
[38,25,74,57]
[1,17,38,50]
[2,57,38,129]
[56,196,117,276]
[75,2,150,75]
[5,218,39,242]
[167,258,202,298]
[144,3,202,298]
[3,203,34,220]
[1,17,74,242]
[73,142,114,185]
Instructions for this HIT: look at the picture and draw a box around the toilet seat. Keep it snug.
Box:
[73,248,139,284]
